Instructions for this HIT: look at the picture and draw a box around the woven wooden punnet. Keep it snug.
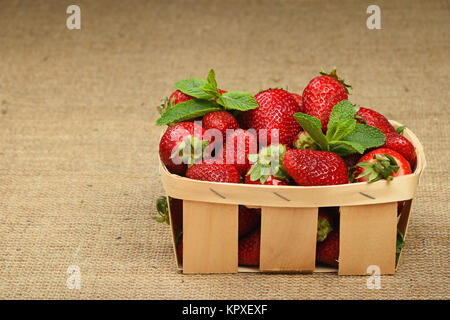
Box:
[160,121,426,275]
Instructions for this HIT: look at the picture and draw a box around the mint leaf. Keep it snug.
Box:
[293,113,329,150]
[207,69,218,90]
[174,78,213,100]
[201,83,220,98]
[216,91,258,111]
[342,123,386,150]
[200,69,221,98]
[326,100,357,141]
[156,99,221,125]
[329,140,365,157]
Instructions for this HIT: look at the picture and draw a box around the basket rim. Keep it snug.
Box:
[160,120,426,207]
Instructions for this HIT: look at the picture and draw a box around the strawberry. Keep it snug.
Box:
[185,160,241,183]
[220,129,258,177]
[238,205,261,237]
[246,144,290,185]
[240,88,301,146]
[290,92,306,113]
[342,153,363,168]
[245,174,288,185]
[158,90,195,115]
[383,132,416,167]
[355,107,396,135]
[302,68,351,131]
[202,111,239,142]
[355,148,412,182]
[317,208,334,242]
[283,149,348,186]
[169,90,194,105]
[316,230,339,267]
[238,228,261,266]
[159,122,210,175]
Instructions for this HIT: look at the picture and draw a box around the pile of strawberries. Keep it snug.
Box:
[155,68,416,268]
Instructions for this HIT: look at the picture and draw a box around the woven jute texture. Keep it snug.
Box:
[0,0,449,300]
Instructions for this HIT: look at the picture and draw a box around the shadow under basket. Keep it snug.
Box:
[160,121,426,275]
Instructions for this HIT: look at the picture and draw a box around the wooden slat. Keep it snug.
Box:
[182,200,238,274]
[339,203,397,275]
[260,206,317,272]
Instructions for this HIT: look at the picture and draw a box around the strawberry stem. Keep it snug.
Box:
[320,67,352,94]
[356,153,400,182]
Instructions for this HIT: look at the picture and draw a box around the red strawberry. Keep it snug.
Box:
[159,122,210,175]
[316,230,339,267]
[343,153,363,168]
[302,69,350,131]
[169,90,194,105]
[245,174,288,185]
[283,149,348,186]
[202,111,239,142]
[317,208,334,242]
[240,89,301,146]
[163,89,226,112]
[221,129,258,176]
[383,132,416,167]
[290,92,306,113]
[238,228,261,266]
[185,161,241,183]
[355,148,412,182]
[238,205,261,238]
[356,107,396,135]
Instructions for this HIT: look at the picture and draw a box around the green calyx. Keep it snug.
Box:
[157,96,173,115]
[170,136,210,167]
[293,132,318,150]
[396,125,406,135]
[317,216,333,242]
[247,144,289,184]
[154,196,170,225]
[356,153,400,183]
[156,69,258,126]
[320,67,352,94]
[293,100,386,157]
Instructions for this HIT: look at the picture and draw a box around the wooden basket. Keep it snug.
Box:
[160,121,426,275]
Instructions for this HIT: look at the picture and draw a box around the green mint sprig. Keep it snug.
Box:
[156,69,258,125]
[293,100,386,157]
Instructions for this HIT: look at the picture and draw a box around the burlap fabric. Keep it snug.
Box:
[0,0,448,299]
